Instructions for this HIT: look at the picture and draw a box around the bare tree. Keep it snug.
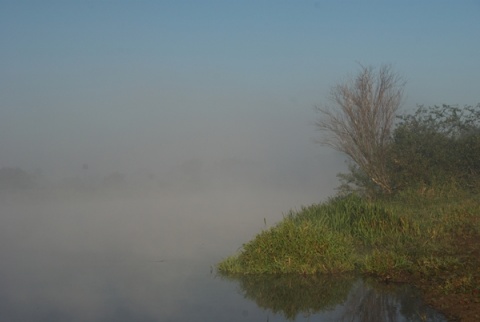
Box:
[316,65,405,194]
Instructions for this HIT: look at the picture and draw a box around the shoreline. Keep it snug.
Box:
[218,192,480,321]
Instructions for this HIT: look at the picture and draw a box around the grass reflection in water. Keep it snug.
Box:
[220,274,447,321]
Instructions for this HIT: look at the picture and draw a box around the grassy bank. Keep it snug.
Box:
[217,188,480,320]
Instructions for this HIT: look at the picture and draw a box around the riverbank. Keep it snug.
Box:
[218,189,480,321]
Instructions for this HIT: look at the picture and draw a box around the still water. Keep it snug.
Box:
[0,188,446,321]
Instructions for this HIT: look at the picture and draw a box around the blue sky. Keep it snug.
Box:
[1,1,479,185]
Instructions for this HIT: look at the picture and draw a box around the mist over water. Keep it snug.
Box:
[0,61,347,319]
[0,174,340,321]
[1,1,474,320]
[0,179,448,321]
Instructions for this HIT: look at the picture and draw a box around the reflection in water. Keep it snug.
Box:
[221,274,355,320]
[222,274,447,321]
[0,191,448,321]
[338,279,448,322]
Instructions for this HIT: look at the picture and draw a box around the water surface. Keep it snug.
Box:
[0,188,446,321]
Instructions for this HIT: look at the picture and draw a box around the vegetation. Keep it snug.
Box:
[218,95,480,319]
[218,191,479,275]
[390,104,480,193]
[315,64,405,195]
[336,104,480,198]
[218,102,480,272]
[218,189,480,320]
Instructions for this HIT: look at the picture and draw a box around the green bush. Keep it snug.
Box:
[389,104,480,193]
[338,104,480,196]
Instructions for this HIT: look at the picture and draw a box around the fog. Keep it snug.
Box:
[0,184,447,321]
[0,177,344,321]
[2,1,479,185]
[0,184,341,260]
[0,2,478,320]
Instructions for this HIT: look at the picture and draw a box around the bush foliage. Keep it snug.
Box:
[338,104,480,197]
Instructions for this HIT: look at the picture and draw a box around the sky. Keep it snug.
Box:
[1,0,479,186]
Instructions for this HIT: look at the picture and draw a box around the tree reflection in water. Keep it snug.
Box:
[337,278,447,322]
[220,274,447,321]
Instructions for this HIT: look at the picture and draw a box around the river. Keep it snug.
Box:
[0,188,446,321]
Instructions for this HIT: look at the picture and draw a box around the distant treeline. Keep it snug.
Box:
[0,167,37,190]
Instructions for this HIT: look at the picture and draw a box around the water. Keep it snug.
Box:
[0,188,446,321]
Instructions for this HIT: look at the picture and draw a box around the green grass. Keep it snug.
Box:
[217,189,480,283]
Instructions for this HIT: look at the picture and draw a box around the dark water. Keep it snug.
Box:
[0,190,447,321]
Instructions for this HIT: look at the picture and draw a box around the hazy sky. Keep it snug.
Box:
[1,0,479,181]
